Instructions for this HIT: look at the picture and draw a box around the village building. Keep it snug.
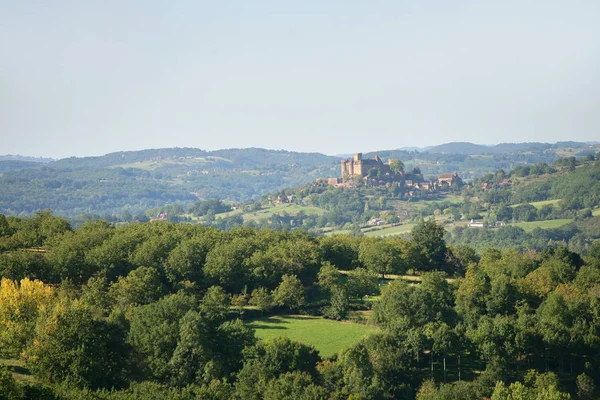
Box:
[468,219,484,228]
[437,172,463,186]
[367,217,385,226]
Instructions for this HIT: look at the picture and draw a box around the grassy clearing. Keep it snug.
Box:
[249,315,380,358]
[0,358,36,382]
[217,204,325,222]
[592,208,600,217]
[511,219,573,232]
[511,199,562,209]
[363,223,416,237]
[115,157,218,170]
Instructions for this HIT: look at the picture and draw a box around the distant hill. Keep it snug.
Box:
[49,147,337,169]
[425,141,590,155]
[0,160,44,173]
[0,154,54,163]
[0,147,340,218]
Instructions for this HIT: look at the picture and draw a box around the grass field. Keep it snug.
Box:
[249,315,380,358]
[593,208,600,217]
[511,219,572,232]
[511,199,562,209]
[363,223,416,237]
[217,203,325,222]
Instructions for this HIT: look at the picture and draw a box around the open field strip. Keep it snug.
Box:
[510,219,573,232]
[363,223,416,237]
[217,203,325,221]
[510,199,562,209]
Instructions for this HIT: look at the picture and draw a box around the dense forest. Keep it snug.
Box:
[1,212,599,399]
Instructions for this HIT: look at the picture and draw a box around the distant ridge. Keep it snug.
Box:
[0,154,54,163]
[425,141,591,155]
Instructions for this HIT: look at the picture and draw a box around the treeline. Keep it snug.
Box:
[1,213,600,399]
[448,216,600,254]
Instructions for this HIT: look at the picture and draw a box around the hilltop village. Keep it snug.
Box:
[317,153,463,196]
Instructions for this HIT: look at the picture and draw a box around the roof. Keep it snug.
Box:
[439,173,456,179]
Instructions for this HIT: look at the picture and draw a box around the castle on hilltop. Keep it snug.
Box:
[341,153,394,180]
[316,152,463,196]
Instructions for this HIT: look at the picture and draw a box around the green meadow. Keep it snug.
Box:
[249,315,380,358]
[510,199,562,209]
[510,219,573,232]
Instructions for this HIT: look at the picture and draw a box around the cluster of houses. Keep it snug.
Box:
[467,219,506,228]
[318,154,464,198]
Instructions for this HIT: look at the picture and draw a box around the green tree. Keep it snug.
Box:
[168,312,255,386]
[359,238,404,278]
[326,286,350,319]
[576,373,596,400]
[316,262,342,293]
[128,292,196,381]
[249,287,274,315]
[109,266,168,309]
[163,233,216,286]
[236,337,320,399]
[263,371,328,400]
[273,274,305,310]
[0,214,11,238]
[199,286,231,323]
[346,268,379,299]
[389,159,405,174]
[0,364,23,400]
[411,220,448,272]
[27,301,129,389]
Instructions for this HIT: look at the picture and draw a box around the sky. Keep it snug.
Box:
[1,0,599,159]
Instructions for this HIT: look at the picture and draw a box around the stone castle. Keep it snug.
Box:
[340,153,393,180]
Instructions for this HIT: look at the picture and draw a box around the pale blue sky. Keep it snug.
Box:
[1,1,599,158]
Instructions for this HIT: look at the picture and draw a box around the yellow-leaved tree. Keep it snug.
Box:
[0,277,55,358]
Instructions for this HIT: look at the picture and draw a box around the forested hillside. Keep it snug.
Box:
[0,148,340,218]
[0,213,599,399]
[2,142,598,221]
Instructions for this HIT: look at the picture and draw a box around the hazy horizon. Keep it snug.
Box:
[2,1,599,159]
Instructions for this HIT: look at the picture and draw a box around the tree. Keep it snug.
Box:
[431,323,456,382]
[203,238,255,292]
[231,291,248,317]
[199,286,231,323]
[327,286,350,319]
[411,220,448,272]
[0,278,55,358]
[128,292,196,381]
[168,312,255,386]
[0,214,11,238]
[0,364,23,400]
[236,337,320,399]
[316,262,342,293]
[27,301,129,389]
[320,235,361,270]
[249,287,274,315]
[373,280,437,331]
[389,159,405,175]
[359,238,404,278]
[346,268,379,299]
[109,266,168,309]
[576,373,596,400]
[263,371,328,400]
[273,275,305,310]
